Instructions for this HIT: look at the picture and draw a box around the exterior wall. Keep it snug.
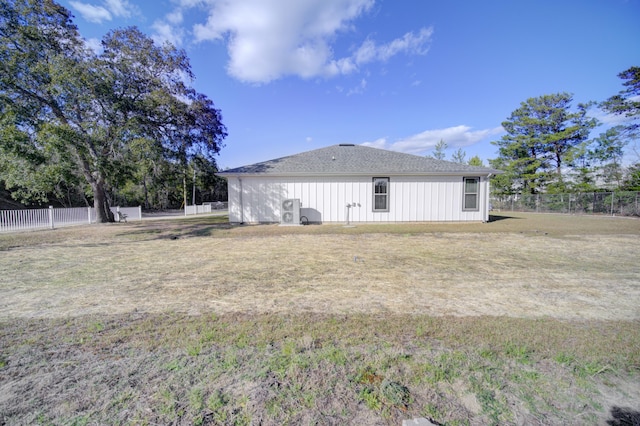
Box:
[226,175,490,223]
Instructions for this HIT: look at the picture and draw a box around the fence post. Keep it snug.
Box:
[611,192,615,216]
[138,206,142,220]
[88,207,92,224]
[48,206,54,229]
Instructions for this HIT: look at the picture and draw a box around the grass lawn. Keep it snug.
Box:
[0,212,639,425]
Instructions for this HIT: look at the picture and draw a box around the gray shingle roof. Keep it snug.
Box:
[219,144,501,176]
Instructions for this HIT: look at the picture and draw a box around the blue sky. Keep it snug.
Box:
[59,0,640,169]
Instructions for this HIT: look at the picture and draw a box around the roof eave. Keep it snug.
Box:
[218,170,502,178]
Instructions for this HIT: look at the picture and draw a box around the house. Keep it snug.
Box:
[218,144,501,224]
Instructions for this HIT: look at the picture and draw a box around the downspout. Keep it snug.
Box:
[485,173,493,223]
[238,177,245,224]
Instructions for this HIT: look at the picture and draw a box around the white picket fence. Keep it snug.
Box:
[184,201,228,215]
[185,204,212,215]
[0,206,142,233]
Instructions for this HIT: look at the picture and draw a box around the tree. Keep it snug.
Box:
[450,148,466,164]
[0,0,226,221]
[429,139,447,160]
[564,140,597,192]
[0,0,89,206]
[491,93,597,193]
[468,155,483,166]
[488,157,518,195]
[622,163,640,191]
[601,66,639,139]
[589,126,627,189]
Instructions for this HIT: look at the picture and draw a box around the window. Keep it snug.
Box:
[463,177,479,211]
[373,177,389,212]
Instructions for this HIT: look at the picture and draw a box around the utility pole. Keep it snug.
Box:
[192,167,196,206]
[182,172,187,209]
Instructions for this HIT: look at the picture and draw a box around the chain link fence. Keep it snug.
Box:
[490,192,640,217]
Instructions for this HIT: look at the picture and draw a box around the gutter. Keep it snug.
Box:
[219,170,502,178]
[238,177,244,224]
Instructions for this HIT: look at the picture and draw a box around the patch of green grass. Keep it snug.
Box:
[418,351,467,384]
[157,387,178,417]
[110,389,136,410]
[320,344,348,366]
[380,379,411,408]
[574,360,614,378]
[164,359,183,371]
[510,369,540,383]
[479,347,498,361]
[504,342,533,364]
[1,313,639,425]
[67,415,91,426]
[87,321,104,333]
[421,403,445,423]
[470,376,512,425]
[206,389,230,423]
[186,342,202,356]
[358,386,382,411]
[221,347,240,370]
[554,352,575,365]
[189,387,204,412]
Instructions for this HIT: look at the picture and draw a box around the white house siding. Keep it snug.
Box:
[226,175,490,223]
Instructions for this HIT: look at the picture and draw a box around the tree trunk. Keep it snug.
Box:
[72,139,115,223]
[142,174,150,210]
[90,177,114,223]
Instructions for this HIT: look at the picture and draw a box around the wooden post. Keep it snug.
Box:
[183,173,187,216]
[192,167,196,206]
[611,192,615,216]
[48,206,54,229]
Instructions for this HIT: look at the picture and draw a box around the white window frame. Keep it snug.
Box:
[373,177,389,212]
[463,177,480,211]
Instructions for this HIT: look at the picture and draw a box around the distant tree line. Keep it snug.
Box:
[0,0,227,220]
[427,139,484,167]
[488,67,640,195]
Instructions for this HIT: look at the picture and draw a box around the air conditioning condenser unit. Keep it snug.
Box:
[280,198,300,225]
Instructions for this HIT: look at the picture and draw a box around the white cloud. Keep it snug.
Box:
[84,37,103,54]
[152,20,184,47]
[69,0,138,23]
[363,126,504,155]
[186,0,432,84]
[361,137,388,149]
[347,78,367,96]
[355,27,433,64]
[166,9,184,25]
[69,1,111,23]
[104,0,135,18]
[590,99,640,127]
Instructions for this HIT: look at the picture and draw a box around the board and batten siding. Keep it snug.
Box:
[227,175,490,223]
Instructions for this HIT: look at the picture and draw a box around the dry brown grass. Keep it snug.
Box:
[1,212,638,320]
[1,212,639,425]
